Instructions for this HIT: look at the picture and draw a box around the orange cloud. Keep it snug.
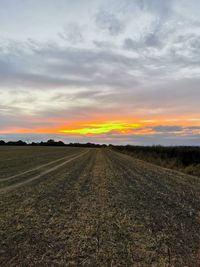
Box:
[59,122,141,135]
[0,117,199,136]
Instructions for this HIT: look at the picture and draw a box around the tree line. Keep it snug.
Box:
[0,139,108,148]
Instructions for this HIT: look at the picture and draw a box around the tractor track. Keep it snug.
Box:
[0,150,90,193]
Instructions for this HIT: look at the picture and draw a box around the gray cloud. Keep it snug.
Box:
[123,38,139,50]
[0,41,141,90]
[142,0,173,18]
[58,23,84,44]
[153,126,183,133]
[144,33,161,47]
[0,38,200,124]
[95,9,124,36]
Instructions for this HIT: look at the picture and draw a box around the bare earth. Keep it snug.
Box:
[0,147,199,266]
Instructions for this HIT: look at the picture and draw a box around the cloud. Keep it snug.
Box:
[95,9,124,36]
[58,23,84,44]
[123,38,139,50]
[0,0,200,144]
[144,33,161,47]
[153,126,183,133]
[0,38,200,124]
[142,0,173,18]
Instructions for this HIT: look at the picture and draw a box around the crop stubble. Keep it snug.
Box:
[0,147,200,266]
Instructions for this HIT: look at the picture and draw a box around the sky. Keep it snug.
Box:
[0,0,200,145]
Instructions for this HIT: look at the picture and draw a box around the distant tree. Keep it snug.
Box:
[102,144,107,147]
[16,140,27,146]
[47,139,55,145]
[6,140,27,146]
[0,140,5,145]
[30,142,39,146]
[43,139,65,146]
[57,141,65,146]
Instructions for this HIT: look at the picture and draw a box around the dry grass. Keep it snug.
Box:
[115,148,200,179]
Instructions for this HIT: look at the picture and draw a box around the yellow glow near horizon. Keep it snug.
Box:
[1,117,200,135]
[59,122,141,135]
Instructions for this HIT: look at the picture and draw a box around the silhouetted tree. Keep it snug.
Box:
[0,140,5,145]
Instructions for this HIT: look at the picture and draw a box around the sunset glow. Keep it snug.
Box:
[1,117,200,143]
[59,122,141,135]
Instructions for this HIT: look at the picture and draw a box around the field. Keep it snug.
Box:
[0,146,200,266]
